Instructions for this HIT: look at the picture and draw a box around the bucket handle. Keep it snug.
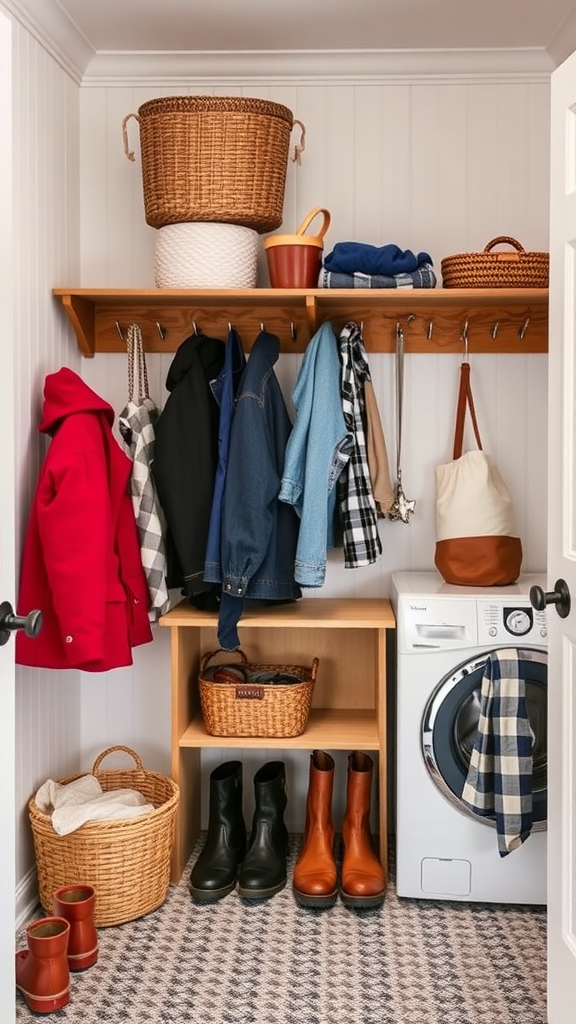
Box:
[296,206,331,239]
[122,113,140,162]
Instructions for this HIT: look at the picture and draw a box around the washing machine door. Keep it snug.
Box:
[422,647,547,829]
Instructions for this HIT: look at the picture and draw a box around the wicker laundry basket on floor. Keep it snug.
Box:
[29,745,179,927]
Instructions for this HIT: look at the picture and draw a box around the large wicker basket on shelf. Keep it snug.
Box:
[199,650,318,738]
[28,746,179,927]
[122,95,305,233]
[441,236,549,288]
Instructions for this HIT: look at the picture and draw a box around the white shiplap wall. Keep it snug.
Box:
[8,5,82,917]
[78,75,549,831]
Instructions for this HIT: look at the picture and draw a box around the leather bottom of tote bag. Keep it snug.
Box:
[434,535,523,587]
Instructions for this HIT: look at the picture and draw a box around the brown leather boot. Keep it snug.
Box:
[293,750,338,908]
[340,750,386,908]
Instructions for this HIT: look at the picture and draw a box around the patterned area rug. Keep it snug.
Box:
[15,836,547,1024]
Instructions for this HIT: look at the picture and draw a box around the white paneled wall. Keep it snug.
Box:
[79,78,550,287]
[78,74,549,831]
[9,7,82,905]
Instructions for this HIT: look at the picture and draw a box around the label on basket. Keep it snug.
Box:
[496,253,520,261]
[235,684,265,700]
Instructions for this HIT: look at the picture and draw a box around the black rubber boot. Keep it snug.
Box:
[237,760,290,901]
[189,760,246,901]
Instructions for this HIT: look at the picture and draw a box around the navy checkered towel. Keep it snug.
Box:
[318,264,437,289]
[461,648,537,857]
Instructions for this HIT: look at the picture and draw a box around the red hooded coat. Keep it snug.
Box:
[16,368,153,671]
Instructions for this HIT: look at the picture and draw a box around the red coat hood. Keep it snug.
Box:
[40,367,115,435]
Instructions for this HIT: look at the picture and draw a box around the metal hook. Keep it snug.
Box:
[461,320,469,361]
[427,320,433,341]
[518,316,530,341]
[491,322,500,340]
[406,314,416,324]
[115,321,125,342]
[156,322,167,340]
[260,321,265,332]
[290,321,297,342]
[192,321,199,335]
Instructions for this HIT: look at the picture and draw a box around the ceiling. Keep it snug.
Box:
[50,0,576,59]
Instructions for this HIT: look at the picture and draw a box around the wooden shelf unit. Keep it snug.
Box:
[53,286,549,357]
[159,597,396,883]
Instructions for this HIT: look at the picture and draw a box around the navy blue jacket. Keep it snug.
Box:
[204,325,246,582]
[217,330,301,649]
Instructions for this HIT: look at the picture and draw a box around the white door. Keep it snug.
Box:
[546,46,576,1023]
[0,8,16,1016]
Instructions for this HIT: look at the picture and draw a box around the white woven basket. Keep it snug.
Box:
[154,222,260,288]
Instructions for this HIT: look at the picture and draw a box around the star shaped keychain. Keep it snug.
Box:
[388,469,416,523]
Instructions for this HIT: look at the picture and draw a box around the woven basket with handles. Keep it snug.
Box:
[123,95,306,233]
[441,236,549,288]
[28,746,179,927]
[199,649,318,738]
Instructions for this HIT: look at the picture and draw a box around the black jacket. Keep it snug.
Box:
[152,331,225,602]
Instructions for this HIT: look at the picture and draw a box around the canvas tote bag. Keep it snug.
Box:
[434,361,522,586]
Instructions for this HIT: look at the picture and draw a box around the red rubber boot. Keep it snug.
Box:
[53,884,98,971]
[15,916,70,1014]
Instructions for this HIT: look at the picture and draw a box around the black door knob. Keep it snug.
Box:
[529,579,571,619]
[0,601,43,646]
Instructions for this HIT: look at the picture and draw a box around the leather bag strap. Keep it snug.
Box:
[453,362,483,459]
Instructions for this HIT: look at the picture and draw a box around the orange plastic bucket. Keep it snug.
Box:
[264,207,331,288]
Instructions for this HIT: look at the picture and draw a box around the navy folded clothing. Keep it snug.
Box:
[323,241,432,276]
[319,264,437,289]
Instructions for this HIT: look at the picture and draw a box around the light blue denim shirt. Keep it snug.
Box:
[279,321,352,587]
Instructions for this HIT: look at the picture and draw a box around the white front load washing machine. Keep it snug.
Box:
[391,571,548,905]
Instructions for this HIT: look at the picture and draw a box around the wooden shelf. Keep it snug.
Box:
[160,596,396,631]
[53,286,549,357]
[179,709,380,750]
[159,597,394,882]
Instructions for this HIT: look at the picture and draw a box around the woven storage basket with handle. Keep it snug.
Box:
[122,95,306,233]
[28,746,179,927]
[199,650,318,738]
[441,236,549,288]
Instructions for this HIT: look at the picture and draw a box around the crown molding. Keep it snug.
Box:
[1,0,93,82]
[1,3,556,85]
[546,6,576,68]
[81,47,554,85]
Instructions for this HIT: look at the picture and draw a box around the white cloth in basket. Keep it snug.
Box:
[35,774,154,836]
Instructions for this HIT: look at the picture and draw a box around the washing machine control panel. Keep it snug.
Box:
[392,575,549,652]
[477,600,547,644]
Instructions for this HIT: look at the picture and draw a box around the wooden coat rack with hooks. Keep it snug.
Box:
[52,286,549,357]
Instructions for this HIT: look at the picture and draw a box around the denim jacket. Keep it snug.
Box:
[204,325,246,583]
[218,330,302,649]
[279,321,352,586]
